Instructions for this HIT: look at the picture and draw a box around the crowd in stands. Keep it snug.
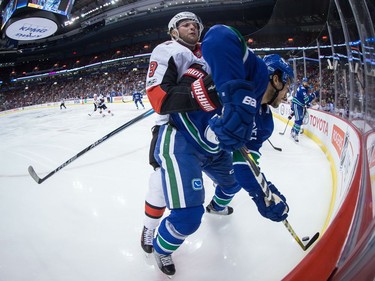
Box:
[0,39,364,121]
[6,40,161,80]
[292,60,355,118]
[0,66,147,111]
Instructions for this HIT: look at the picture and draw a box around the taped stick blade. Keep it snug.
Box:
[28,166,42,184]
[303,232,320,251]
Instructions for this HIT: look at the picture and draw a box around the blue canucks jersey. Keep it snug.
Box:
[292,85,310,107]
[202,25,269,112]
[246,105,274,162]
[133,92,143,101]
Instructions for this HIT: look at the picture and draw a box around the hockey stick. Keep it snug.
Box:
[239,147,319,251]
[279,119,290,135]
[282,221,320,251]
[267,139,282,152]
[122,99,132,103]
[28,109,155,184]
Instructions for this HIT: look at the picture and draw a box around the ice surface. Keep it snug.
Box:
[0,102,331,281]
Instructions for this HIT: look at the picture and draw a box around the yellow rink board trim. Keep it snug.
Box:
[274,114,337,235]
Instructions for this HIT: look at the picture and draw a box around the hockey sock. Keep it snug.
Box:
[154,206,204,255]
[212,184,241,210]
[154,219,186,255]
[144,201,166,229]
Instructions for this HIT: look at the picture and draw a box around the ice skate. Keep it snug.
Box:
[141,226,154,254]
[154,251,176,276]
[205,201,233,215]
[291,129,299,142]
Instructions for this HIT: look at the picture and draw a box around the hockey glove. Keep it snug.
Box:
[307,90,319,104]
[209,79,258,151]
[288,111,295,120]
[180,64,221,111]
[191,75,220,112]
[250,181,289,222]
[312,90,320,99]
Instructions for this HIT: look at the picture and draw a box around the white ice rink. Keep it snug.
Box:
[0,102,332,281]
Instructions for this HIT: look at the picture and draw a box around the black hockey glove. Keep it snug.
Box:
[179,64,221,111]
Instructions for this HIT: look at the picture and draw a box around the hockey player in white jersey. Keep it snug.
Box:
[143,12,239,276]
[89,94,114,117]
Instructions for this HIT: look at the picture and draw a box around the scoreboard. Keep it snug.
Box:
[1,0,75,40]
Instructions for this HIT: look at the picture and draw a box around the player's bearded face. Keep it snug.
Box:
[177,20,200,44]
[272,80,291,107]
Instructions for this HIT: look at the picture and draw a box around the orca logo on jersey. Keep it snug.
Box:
[242,96,257,108]
[205,126,219,144]
[192,178,203,190]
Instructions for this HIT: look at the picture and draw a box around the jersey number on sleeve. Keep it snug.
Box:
[148,61,158,78]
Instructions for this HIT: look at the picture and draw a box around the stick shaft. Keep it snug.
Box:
[28,109,154,184]
[282,220,307,249]
[239,147,273,201]
[267,139,282,151]
[239,147,318,251]
[279,119,290,135]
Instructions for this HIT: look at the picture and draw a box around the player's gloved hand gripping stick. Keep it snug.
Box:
[239,147,320,251]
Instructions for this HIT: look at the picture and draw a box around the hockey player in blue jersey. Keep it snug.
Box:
[202,24,292,227]
[289,77,319,142]
[143,17,291,276]
[132,90,145,109]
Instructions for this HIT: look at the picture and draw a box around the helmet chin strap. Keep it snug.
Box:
[267,79,284,105]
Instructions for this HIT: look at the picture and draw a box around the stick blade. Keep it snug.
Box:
[28,166,42,184]
[303,232,320,251]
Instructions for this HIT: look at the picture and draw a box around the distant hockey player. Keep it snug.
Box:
[98,94,114,116]
[290,77,319,142]
[89,94,113,116]
[132,90,145,109]
[88,94,99,116]
[60,98,66,109]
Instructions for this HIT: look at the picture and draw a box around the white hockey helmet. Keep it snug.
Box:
[168,11,204,40]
